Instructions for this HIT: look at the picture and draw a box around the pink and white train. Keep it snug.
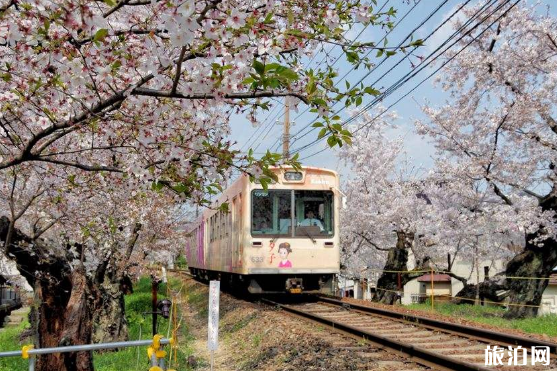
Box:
[185,167,341,294]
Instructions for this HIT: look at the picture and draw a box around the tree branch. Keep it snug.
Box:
[547,33,557,51]
[487,179,513,206]
[31,157,123,172]
[355,232,391,251]
[132,88,309,104]
[103,0,131,18]
[32,214,65,240]
[125,222,142,260]
[443,270,468,285]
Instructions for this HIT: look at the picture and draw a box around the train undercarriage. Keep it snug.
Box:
[189,268,335,295]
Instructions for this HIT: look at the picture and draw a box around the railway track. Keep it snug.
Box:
[172,270,557,370]
[261,297,557,371]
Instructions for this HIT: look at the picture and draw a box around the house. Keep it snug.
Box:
[337,276,373,300]
[540,269,557,315]
[414,273,452,302]
[401,256,507,306]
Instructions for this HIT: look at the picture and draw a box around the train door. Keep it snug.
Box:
[225,200,233,271]
[235,194,243,269]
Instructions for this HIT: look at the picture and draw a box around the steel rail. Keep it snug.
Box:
[262,298,491,371]
[318,296,557,355]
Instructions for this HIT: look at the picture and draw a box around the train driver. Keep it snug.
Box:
[299,210,325,231]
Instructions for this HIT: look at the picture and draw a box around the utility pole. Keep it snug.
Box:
[282,98,290,160]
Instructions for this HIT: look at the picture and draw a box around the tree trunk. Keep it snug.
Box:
[454,230,557,317]
[458,195,557,317]
[0,216,102,371]
[91,222,140,344]
[503,232,557,318]
[454,275,507,304]
[92,271,129,344]
[373,231,425,304]
[35,269,100,371]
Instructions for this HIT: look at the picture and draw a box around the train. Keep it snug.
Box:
[185,166,341,294]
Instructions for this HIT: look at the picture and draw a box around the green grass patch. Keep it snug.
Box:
[406,301,557,337]
[0,319,30,370]
[93,276,195,371]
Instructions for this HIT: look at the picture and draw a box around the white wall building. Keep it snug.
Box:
[401,253,507,306]
[541,270,557,315]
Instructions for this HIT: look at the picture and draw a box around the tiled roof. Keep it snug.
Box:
[417,274,451,283]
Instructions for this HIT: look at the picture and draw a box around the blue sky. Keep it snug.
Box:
[228,0,553,181]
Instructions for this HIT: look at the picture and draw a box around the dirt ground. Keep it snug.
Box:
[176,275,428,371]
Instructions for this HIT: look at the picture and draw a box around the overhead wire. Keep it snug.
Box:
[340,0,501,128]
[248,11,373,154]
[289,0,504,155]
[238,103,281,152]
[298,0,520,161]
[267,0,395,152]
[285,0,447,150]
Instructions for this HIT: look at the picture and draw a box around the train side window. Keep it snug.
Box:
[221,211,224,239]
[220,211,224,240]
[215,215,218,242]
[227,212,231,237]
[220,212,224,240]
[214,214,217,241]
[209,216,213,242]
[232,197,237,235]
[213,215,216,242]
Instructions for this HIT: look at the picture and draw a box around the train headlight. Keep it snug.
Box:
[284,171,303,181]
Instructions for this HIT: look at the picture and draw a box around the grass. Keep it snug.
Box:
[93,276,195,371]
[0,276,196,371]
[0,320,30,370]
[406,301,557,337]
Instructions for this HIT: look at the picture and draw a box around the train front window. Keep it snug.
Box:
[251,190,292,236]
[294,190,334,237]
[251,190,334,238]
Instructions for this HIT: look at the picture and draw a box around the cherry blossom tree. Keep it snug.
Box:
[0,0,422,368]
[416,1,557,317]
[0,164,184,370]
[0,0,419,188]
[340,109,436,304]
[340,108,520,305]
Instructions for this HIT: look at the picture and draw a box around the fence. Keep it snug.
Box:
[342,268,556,311]
[0,335,174,371]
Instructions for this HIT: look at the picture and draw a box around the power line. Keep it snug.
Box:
[239,103,281,152]
[290,0,502,155]
[342,0,501,128]
[267,0,394,152]
[298,0,520,161]
[285,0,448,150]
[242,105,283,153]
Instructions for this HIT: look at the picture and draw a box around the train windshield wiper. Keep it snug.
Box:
[300,227,316,244]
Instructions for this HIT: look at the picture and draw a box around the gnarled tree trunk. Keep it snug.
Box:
[92,269,131,344]
[503,232,557,318]
[92,222,140,343]
[455,194,557,318]
[372,231,427,304]
[0,216,132,371]
[35,268,100,371]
